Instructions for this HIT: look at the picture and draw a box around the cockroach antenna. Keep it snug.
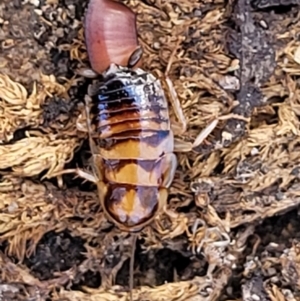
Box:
[129,234,138,301]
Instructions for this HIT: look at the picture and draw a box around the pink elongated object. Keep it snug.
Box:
[84,0,142,73]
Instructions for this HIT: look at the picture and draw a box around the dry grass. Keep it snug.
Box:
[0,0,300,300]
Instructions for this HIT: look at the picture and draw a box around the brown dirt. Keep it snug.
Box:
[1,0,300,300]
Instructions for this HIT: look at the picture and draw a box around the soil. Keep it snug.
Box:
[1,0,300,300]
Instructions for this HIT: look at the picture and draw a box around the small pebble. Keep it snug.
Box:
[8,201,18,213]
[153,42,160,50]
[29,0,40,7]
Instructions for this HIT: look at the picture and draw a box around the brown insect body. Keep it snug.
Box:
[89,64,177,232]
[81,1,179,298]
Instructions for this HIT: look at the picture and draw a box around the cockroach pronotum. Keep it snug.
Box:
[55,0,237,299]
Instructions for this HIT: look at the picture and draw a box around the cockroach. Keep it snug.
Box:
[55,0,241,300]
[73,3,175,299]
[80,2,180,299]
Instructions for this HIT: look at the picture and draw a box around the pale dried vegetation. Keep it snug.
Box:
[0,0,300,300]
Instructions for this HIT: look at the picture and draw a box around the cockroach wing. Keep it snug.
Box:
[85,0,141,73]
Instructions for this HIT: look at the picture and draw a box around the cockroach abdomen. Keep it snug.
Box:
[88,65,176,231]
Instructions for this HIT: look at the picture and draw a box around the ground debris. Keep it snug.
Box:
[194,0,278,153]
[1,0,300,300]
[280,240,300,290]
[242,273,271,301]
[24,230,86,281]
[251,0,300,9]
[54,266,232,301]
[0,282,47,301]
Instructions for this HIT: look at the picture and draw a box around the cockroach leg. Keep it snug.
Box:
[161,153,178,187]
[51,168,98,184]
[76,67,98,78]
[76,104,89,133]
[173,138,194,153]
[74,168,98,183]
[173,113,250,152]
[191,118,219,149]
[74,94,104,179]
[163,38,250,152]
[165,38,187,136]
[157,188,169,214]
[76,93,96,134]
[191,113,250,149]
[84,95,98,155]
[76,115,88,133]
[84,95,105,181]
[164,37,215,152]
[165,75,187,135]
[87,82,102,97]
[128,46,143,69]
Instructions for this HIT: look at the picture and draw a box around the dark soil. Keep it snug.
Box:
[1,0,300,300]
[24,230,86,281]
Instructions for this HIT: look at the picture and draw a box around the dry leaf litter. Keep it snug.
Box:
[1,0,300,300]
